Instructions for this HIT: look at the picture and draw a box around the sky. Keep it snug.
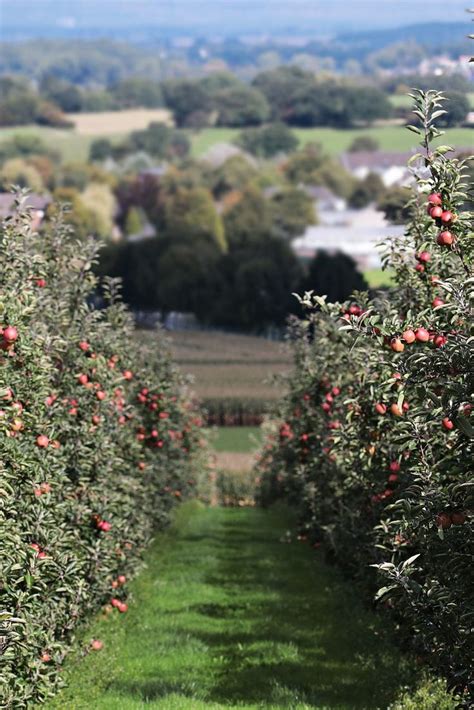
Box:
[1,0,472,35]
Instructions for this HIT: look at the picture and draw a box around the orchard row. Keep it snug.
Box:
[0,201,205,707]
[257,91,473,703]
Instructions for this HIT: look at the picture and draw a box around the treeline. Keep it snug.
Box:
[1,30,471,81]
[98,153,367,331]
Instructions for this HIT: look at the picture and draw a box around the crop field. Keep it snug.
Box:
[66,108,173,135]
[166,330,291,403]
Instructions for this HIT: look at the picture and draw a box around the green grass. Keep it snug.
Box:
[2,122,470,165]
[363,268,395,289]
[46,502,416,710]
[211,426,262,453]
[190,125,473,158]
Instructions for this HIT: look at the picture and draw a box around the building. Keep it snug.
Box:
[0,193,51,230]
[292,205,405,270]
[340,151,413,186]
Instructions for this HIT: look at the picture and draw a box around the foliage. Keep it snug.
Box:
[437,91,470,128]
[257,90,473,702]
[236,122,298,158]
[269,187,317,239]
[0,198,204,707]
[301,251,368,302]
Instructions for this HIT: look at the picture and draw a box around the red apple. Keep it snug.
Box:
[435,513,452,529]
[375,402,387,415]
[415,328,430,343]
[442,417,454,431]
[402,329,416,344]
[390,338,404,353]
[3,326,18,343]
[437,231,454,246]
[36,435,49,448]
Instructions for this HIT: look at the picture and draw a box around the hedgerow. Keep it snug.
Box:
[257,90,473,703]
[0,199,205,707]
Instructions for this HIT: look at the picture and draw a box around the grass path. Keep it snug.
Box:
[48,502,414,710]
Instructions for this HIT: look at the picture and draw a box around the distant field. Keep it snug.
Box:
[364,267,395,288]
[191,125,473,158]
[66,108,173,135]
[0,120,471,164]
[211,426,262,453]
[166,330,290,403]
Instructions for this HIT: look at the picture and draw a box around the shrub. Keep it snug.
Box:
[257,90,473,703]
[0,197,205,706]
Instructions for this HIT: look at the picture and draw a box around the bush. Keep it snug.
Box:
[0,197,205,706]
[257,90,473,703]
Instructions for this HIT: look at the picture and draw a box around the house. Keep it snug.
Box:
[0,193,51,230]
[292,205,405,271]
[340,151,413,187]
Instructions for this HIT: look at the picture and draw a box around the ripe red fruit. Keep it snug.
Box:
[91,414,101,425]
[434,335,447,348]
[117,574,126,584]
[117,602,128,613]
[440,210,453,224]
[123,370,133,380]
[388,474,398,483]
[77,373,88,385]
[331,386,341,396]
[375,403,387,415]
[390,338,404,353]
[36,435,49,448]
[96,390,106,401]
[402,329,416,344]
[416,251,431,263]
[435,513,452,530]
[415,328,430,343]
[442,417,454,431]
[35,278,46,287]
[79,341,90,351]
[91,639,103,651]
[432,297,444,308]
[451,511,466,526]
[427,193,442,206]
[429,206,443,219]
[98,520,112,532]
[110,598,121,608]
[415,263,424,273]
[137,461,146,470]
[389,461,400,473]
[390,404,403,417]
[40,653,52,663]
[437,230,454,247]
[3,326,18,343]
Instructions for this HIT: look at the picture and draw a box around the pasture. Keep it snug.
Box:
[0,118,472,164]
[67,108,173,135]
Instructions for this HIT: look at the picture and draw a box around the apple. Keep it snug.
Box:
[416,251,431,263]
[442,417,454,431]
[117,574,126,584]
[415,264,424,273]
[391,338,404,353]
[432,297,444,308]
[123,370,133,380]
[117,602,128,613]
[3,326,18,343]
[427,193,442,206]
[77,373,88,385]
[375,402,387,415]
[331,386,341,396]
[79,341,90,351]
[96,390,106,401]
[389,461,400,473]
[429,206,443,219]
[90,639,103,651]
[390,404,403,417]
[402,329,416,344]
[451,511,466,526]
[415,328,430,343]
[35,278,46,287]
[435,513,452,530]
[110,598,121,608]
[440,210,453,224]
[36,435,49,448]
[437,230,454,246]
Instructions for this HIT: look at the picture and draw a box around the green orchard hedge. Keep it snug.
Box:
[257,91,473,703]
[0,200,206,707]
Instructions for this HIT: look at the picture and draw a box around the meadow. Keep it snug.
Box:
[0,119,471,163]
